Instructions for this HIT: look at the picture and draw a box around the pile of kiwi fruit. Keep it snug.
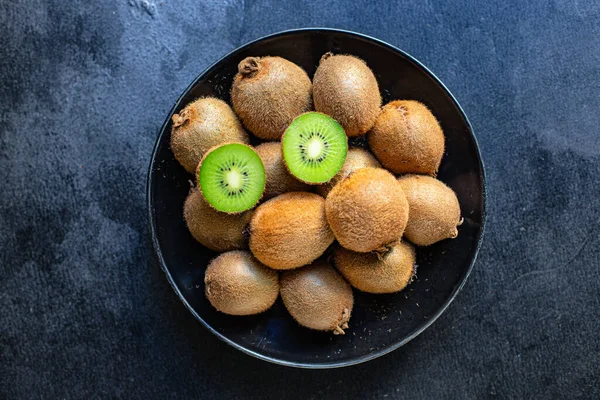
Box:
[170,53,462,336]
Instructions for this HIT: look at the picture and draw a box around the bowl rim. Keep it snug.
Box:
[146,27,487,369]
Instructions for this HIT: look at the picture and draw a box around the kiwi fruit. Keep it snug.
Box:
[231,56,312,140]
[282,112,348,184]
[197,143,265,213]
[397,175,462,246]
[183,188,252,251]
[255,142,310,199]
[333,241,416,294]
[249,192,334,270]
[312,53,381,137]
[170,97,249,174]
[316,147,381,197]
[325,167,409,253]
[280,260,353,334]
[368,100,445,175]
[204,250,279,316]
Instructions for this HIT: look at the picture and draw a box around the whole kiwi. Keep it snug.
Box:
[280,260,353,335]
[312,53,381,137]
[255,142,310,199]
[316,147,381,197]
[333,241,416,294]
[171,97,249,173]
[184,188,252,251]
[325,167,409,253]
[368,100,445,175]
[204,250,279,316]
[397,175,462,246]
[231,56,312,140]
[249,192,334,270]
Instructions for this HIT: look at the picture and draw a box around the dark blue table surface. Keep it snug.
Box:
[1,1,598,399]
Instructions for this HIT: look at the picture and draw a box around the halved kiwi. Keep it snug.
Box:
[197,143,265,213]
[282,112,348,184]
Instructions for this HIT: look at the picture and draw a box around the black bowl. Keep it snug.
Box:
[147,28,486,368]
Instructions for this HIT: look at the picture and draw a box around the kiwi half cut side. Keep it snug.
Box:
[198,143,265,213]
[282,112,348,184]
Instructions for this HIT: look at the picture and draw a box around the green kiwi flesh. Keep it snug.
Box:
[282,112,348,184]
[204,250,279,316]
[197,143,265,213]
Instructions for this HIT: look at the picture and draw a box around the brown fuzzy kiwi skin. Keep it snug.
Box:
[368,100,445,175]
[312,53,381,137]
[249,192,334,270]
[325,167,409,253]
[316,147,380,197]
[231,56,313,140]
[255,142,310,199]
[280,260,353,335]
[333,241,416,294]
[195,142,265,213]
[397,175,462,246]
[204,250,279,316]
[183,188,253,251]
[170,97,249,174]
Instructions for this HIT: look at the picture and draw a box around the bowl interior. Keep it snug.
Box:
[148,29,485,368]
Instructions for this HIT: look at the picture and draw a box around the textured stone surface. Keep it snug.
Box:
[1,0,599,398]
